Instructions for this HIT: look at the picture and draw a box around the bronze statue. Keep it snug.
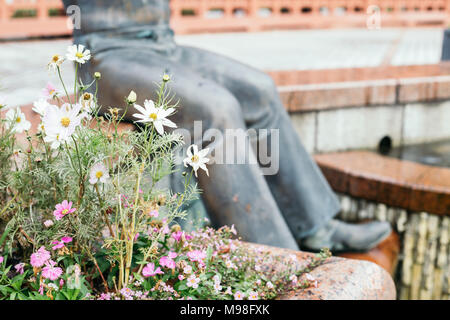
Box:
[63,0,391,252]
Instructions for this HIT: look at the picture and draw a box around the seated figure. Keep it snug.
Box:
[62,0,391,252]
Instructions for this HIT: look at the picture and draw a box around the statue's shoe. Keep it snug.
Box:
[300,219,392,253]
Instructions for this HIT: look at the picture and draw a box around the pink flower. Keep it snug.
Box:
[30,246,51,268]
[59,278,65,288]
[52,241,65,250]
[134,233,140,241]
[52,237,73,251]
[149,210,159,218]
[53,200,76,221]
[234,291,244,300]
[42,82,58,99]
[39,283,44,295]
[15,263,25,274]
[142,263,164,277]
[230,224,237,235]
[187,250,206,263]
[178,275,185,281]
[186,275,200,289]
[159,256,176,270]
[168,252,177,259]
[61,237,73,243]
[43,220,54,228]
[172,231,183,242]
[41,260,63,281]
[0,256,3,264]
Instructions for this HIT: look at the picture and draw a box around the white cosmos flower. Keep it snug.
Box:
[48,54,64,72]
[32,98,51,117]
[89,162,110,185]
[183,145,210,177]
[132,99,177,135]
[43,129,63,149]
[42,103,85,149]
[5,108,31,133]
[66,44,91,64]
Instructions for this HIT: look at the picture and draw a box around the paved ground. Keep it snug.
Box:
[0,28,443,107]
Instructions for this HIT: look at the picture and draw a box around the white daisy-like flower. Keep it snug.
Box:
[48,54,64,71]
[43,128,63,149]
[89,162,110,185]
[42,103,85,149]
[132,99,177,135]
[183,145,210,177]
[32,98,51,117]
[66,44,91,64]
[79,92,96,116]
[5,108,31,133]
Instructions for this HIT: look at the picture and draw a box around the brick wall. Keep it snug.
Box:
[1,0,450,39]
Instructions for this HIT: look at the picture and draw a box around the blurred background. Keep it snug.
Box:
[1,0,450,300]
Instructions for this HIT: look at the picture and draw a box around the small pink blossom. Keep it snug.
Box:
[178,275,185,281]
[15,263,25,274]
[248,291,259,300]
[168,252,177,259]
[30,246,51,268]
[52,241,65,250]
[172,231,183,242]
[61,237,73,243]
[187,250,206,263]
[41,260,63,280]
[149,210,159,218]
[186,275,200,289]
[43,220,54,228]
[42,82,58,99]
[0,256,3,264]
[142,263,164,277]
[39,283,44,295]
[53,200,76,221]
[52,237,73,250]
[159,256,176,270]
[234,291,244,300]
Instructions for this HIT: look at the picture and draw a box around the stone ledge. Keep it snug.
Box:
[249,244,396,300]
[269,63,450,112]
[315,151,450,215]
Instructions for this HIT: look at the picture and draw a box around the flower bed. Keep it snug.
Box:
[0,45,337,300]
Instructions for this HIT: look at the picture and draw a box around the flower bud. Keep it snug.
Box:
[162,74,170,82]
[127,90,137,104]
[94,72,101,79]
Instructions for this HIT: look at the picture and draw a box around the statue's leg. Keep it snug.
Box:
[85,48,299,249]
[176,46,341,239]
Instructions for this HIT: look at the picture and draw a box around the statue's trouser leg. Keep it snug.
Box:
[263,110,341,238]
[85,48,299,250]
[177,46,341,239]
